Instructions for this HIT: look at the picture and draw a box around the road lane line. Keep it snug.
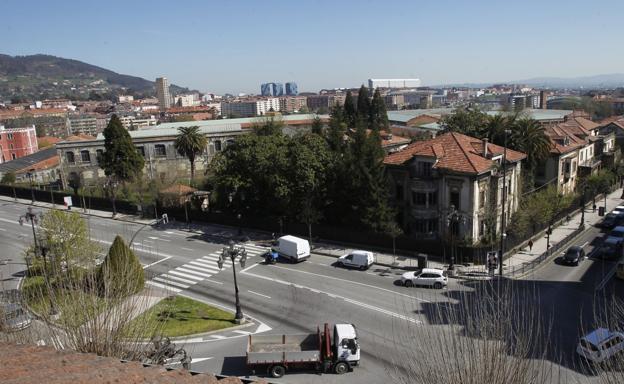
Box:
[233,330,252,335]
[248,290,271,299]
[270,265,431,302]
[242,270,421,324]
[143,256,172,269]
[241,263,260,273]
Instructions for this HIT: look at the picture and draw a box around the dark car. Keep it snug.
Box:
[601,213,624,229]
[562,245,586,266]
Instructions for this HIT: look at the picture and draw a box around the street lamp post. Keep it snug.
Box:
[446,205,466,273]
[498,129,511,277]
[217,241,247,324]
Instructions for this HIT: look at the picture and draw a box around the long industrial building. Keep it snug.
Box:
[368,78,421,89]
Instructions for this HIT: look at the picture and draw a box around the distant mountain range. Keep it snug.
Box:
[433,74,624,90]
[0,54,189,102]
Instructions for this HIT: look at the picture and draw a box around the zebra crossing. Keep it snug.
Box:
[146,244,268,293]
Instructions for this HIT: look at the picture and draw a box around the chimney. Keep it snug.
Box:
[483,138,489,158]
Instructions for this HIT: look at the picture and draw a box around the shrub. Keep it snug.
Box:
[22,276,47,301]
[97,235,144,298]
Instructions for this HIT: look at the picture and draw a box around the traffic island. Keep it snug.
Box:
[128,295,239,338]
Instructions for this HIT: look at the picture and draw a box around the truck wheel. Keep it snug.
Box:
[334,362,349,374]
[269,365,286,378]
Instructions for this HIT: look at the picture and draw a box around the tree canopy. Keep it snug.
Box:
[174,125,207,181]
[100,114,144,183]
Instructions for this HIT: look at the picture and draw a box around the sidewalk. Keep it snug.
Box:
[502,187,623,276]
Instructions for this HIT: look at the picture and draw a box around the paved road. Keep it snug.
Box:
[1,200,623,383]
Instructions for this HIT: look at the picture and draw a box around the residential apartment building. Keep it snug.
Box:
[306,94,346,112]
[156,77,172,110]
[67,115,103,136]
[260,83,284,97]
[0,125,39,163]
[278,96,307,113]
[221,98,280,118]
[384,132,525,243]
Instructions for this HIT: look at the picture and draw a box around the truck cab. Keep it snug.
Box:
[333,324,360,368]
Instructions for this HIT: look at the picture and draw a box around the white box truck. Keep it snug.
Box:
[272,235,310,262]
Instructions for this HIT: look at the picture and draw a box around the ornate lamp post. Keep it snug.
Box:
[446,204,467,273]
[217,241,247,324]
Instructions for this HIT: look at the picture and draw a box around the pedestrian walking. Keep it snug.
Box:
[528,239,533,252]
[593,203,597,213]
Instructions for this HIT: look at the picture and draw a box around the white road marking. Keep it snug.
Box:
[270,265,431,302]
[248,290,271,299]
[153,277,190,289]
[175,267,212,279]
[143,256,172,269]
[147,281,181,293]
[595,264,619,291]
[0,228,6,231]
[148,236,159,240]
[181,247,193,251]
[581,241,589,248]
[233,330,252,335]
[202,279,224,285]
[182,263,220,274]
[209,335,226,339]
[166,357,213,365]
[190,260,225,271]
[242,270,422,324]
[241,263,260,273]
[166,270,203,284]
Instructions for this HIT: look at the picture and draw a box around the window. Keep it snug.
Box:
[80,150,91,163]
[7,133,13,140]
[154,144,166,157]
[450,191,460,210]
[214,140,222,152]
[428,192,437,206]
[396,182,404,200]
[479,190,486,208]
[66,151,75,163]
[96,149,104,163]
[135,146,145,157]
[413,192,426,206]
[417,161,432,177]
[11,153,16,160]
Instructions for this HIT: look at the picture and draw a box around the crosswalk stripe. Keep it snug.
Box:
[200,258,231,267]
[202,255,229,263]
[162,273,199,284]
[244,245,268,252]
[189,261,224,272]
[202,255,222,261]
[168,270,204,281]
[183,263,220,274]
[153,277,190,288]
[176,267,213,278]
[147,280,182,293]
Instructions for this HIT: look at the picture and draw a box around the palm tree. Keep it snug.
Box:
[510,118,551,172]
[174,126,207,182]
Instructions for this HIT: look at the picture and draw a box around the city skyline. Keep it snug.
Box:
[2,0,624,94]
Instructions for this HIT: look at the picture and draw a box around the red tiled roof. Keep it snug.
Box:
[383,132,526,175]
[571,116,600,131]
[544,124,586,154]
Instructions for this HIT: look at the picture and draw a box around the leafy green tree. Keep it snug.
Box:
[510,118,551,174]
[440,108,489,137]
[174,126,207,181]
[38,210,100,273]
[356,85,371,124]
[100,115,144,182]
[1,172,16,184]
[97,235,144,298]
[327,104,347,152]
[311,116,324,135]
[369,88,389,131]
[100,115,144,215]
[343,91,357,127]
[252,115,284,136]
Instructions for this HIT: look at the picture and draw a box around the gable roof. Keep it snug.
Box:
[544,124,586,154]
[384,132,526,175]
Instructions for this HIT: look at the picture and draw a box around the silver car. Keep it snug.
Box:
[401,268,448,289]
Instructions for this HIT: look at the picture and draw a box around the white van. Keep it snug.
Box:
[337,250,374,270]
[272,235,310,262]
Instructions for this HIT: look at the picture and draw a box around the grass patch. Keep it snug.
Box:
[129,296,237,338]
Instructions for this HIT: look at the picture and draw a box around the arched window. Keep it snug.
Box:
[66,152,75,163]
[80,150,91,163]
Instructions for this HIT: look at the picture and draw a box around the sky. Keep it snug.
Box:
[2,0,624,94]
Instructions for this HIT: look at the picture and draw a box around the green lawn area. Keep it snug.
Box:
[130,296,237,338]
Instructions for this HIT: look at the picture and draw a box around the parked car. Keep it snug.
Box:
[401,268,447,289]
[601,213,624,229]
[616,259,624,280]
[337,251,374,270]
[577,328,624,364]
[562,245,586,266]
[0,303,32,332]
[600,237,623,260]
